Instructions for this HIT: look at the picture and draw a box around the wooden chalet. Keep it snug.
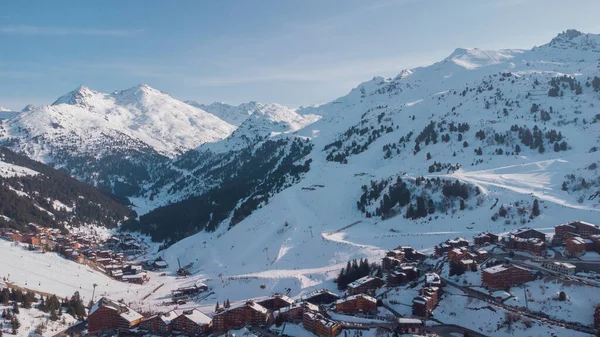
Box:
[171,309,212,336]
[88,297,143,334]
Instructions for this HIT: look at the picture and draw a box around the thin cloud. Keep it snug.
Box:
[0,25,143,37]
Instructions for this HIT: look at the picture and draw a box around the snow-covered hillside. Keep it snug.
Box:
[120,30,600,323]
[0,84,235,194]
[186,101,263,126]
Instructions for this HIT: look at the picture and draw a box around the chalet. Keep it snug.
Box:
[434,237,469,256]
[334,294,377,314]
[412,286,439,317]
[88,297,143,334]
[302,311,341,337]
[555,221,600,243]
[473,232,499,246]
[541,262,576,275]
[508,227,546,241]
[171,282,208,301]
[471,249,489,262]
[347,276,385,295]
[503,235,546,255]
[388,265,418,286]
[382,249,405,271]
[212,300,269,332]
[565,236,587,257]
[300,289,340,305]
[396,318,424,335]
[153,259,168,269]
[256,293,294,311]
[139,310,178,335]
[482,264,534,290]
[595,306,600,329]
[399,246,427,261]
[171,309,212,336]
[447,247,468,262]
[424,272,441,287]
[277,302,319,321]
[122,272,149,284]
[123,264,143,275]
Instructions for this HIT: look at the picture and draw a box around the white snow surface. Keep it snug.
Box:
[0,159,38,178]
[0,84,236,158]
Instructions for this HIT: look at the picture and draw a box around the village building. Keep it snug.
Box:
[565,236,587,257]
[412,286,439,317]
[382,249,405,271]
[387,265,419,286]
[503,235,546,255]
[555,221,600,243]
[481,264,534,290]
[300,289,340,305]
[277,302,319,322]
[302,311,342,337]
[447,247,468,262]
[507,227,547,241]
[398,246,428,261]
[434,238,469,256]
[212,300,269,332]
[171,309,212,336]
[541,261,576,275]
[595,306,600,330]
[396,318,425,335]
[473,232,499,246]
[122,272,149,284]
[256,293,294,311]
[471,249,489,262]
[347,276,385,295]
[139,310,179,335]
[424,272,441,287]
[88,297,143,334]
[334,294,377,314]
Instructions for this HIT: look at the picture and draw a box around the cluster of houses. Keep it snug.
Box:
[0,224,152,284]
[87,246,433,337]
[555,221,600,257]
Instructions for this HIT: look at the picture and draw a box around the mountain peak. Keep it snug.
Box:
[541,29,600,52]
[444,47,520,70]
[52,85,100,106]
[0,106,10,112]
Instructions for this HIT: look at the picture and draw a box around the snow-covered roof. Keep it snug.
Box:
[120,309,143,323]
[347,275,379,288]
[180,309,211,326]
[397,318,423,324]
[483,264,531,275]
[335,293,377,304]
[154,260,168,267]
[278,301,319,314]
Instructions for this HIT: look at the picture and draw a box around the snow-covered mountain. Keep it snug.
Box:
[0,84,235,195]
[186,101,262,126]
[122,31,600,302]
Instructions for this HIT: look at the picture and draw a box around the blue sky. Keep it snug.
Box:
[1,0,600,110]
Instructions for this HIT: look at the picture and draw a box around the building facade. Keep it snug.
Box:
[482,264,534,290]
[334,294,377,314]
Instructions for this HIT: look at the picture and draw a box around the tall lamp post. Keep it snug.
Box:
[92,283,98,303]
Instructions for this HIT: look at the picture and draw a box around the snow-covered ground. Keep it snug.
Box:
[0,302,77,337]
[0,160,38,178]
[434,286,591,337]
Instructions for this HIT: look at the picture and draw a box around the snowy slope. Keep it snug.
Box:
[186,101,263,126]
[3,30,600,333]
[119,30,600,330]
